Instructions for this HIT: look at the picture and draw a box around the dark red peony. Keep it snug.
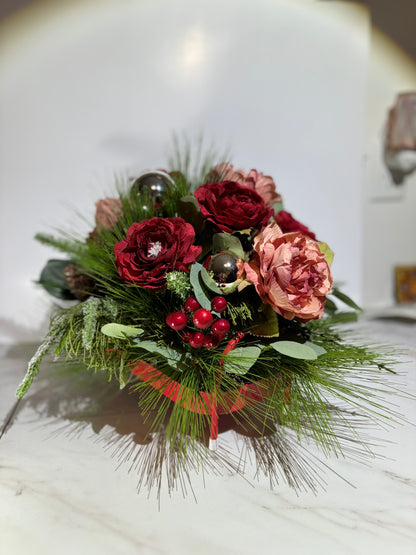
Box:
[114,217,201,289]
[275,210,316,240]
[194,181,273,233]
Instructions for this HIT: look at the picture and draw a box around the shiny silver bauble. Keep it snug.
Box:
[131,171,174,204]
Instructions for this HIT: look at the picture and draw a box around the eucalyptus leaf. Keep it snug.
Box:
[212,233,245,259]
[304,341,327,357]
[133,339,190,371]
[319,242,334,267]
[199,265,222,294]
[101,323,143,339]
[189,263,212,309]
[270,340,318,360]
[217,281,240,294]
[222,345,262,375]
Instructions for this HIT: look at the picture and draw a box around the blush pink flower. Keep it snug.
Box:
[243,222,333,321]
[209,163,282,208]
[95,198,124,231]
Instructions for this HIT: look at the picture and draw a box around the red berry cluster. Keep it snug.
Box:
[165,296,230,349]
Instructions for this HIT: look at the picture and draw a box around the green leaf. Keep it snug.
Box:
[248,304,279,337]
[179,194,199,206]
[199,265,222,294]
[189,263,212,309]
[133,339,190,370]
[177,195,205,232]
[119,353,131,389]
[38,259,75,300]
[324,297,337,314]
[331,288,362,312]
[304,341,327,357]
[217,281,240,294]
[101,323,143,338]
[327,311,359,324]
[222,345,262,375]
[272,201,284,214]
[319,242,334,267]
[134,340,180,359]
[270,340,318,360]
[212,233,245,259]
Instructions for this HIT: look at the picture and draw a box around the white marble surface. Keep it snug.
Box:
[1,318,415,555]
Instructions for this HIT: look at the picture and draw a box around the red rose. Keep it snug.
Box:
[209,163,282,208]
[195,181,273,233]
[275,210,316,240]
[114,217,201,289]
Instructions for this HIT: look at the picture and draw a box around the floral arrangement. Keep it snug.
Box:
[17,144,399,494]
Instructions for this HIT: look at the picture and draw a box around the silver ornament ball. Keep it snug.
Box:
[208,253,239,283]
[131,171,174,204]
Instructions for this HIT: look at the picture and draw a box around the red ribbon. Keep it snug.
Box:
[131,333,290,445]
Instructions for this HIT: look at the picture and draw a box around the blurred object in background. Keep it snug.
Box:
[395,265,416,303]
[385,92,416,183]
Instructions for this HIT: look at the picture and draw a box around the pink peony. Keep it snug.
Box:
[209,163,282,208]
[95,198,124,231]
[243,222,333,321]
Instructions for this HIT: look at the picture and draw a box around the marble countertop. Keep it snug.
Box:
[1,318,415,555]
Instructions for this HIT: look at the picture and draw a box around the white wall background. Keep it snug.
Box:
[362,28,416,309]
[0,0,371,343]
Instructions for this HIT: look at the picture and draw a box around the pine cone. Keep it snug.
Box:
[63,264,96,300]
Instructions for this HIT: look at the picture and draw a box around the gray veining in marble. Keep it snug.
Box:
[1,319,415,554]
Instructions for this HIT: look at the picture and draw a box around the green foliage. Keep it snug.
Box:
[166,271,191,301]
[167,132,229,190]
[16,313,68,399]
[331,287,362,312]
[189,263,212,310]
[222,345,262,375]
[212,233,245,259]
[38,259,75,299]
[246,304,279,337]
[270,340,318,360]
[82,297,101,351]
[101,323,143,339]
[199,265,222,295]
[319,242,334,267]
[177,195,204,233]
[225,300,253,326]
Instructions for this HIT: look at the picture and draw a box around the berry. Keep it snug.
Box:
[189,331,205,348]
[211,296,227,313]
[166,311,187,331]
[193,308,214,329]
[184,297,200,313]
[212,318,230,337]
[203,333,220,350]
[180,330,192,343]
